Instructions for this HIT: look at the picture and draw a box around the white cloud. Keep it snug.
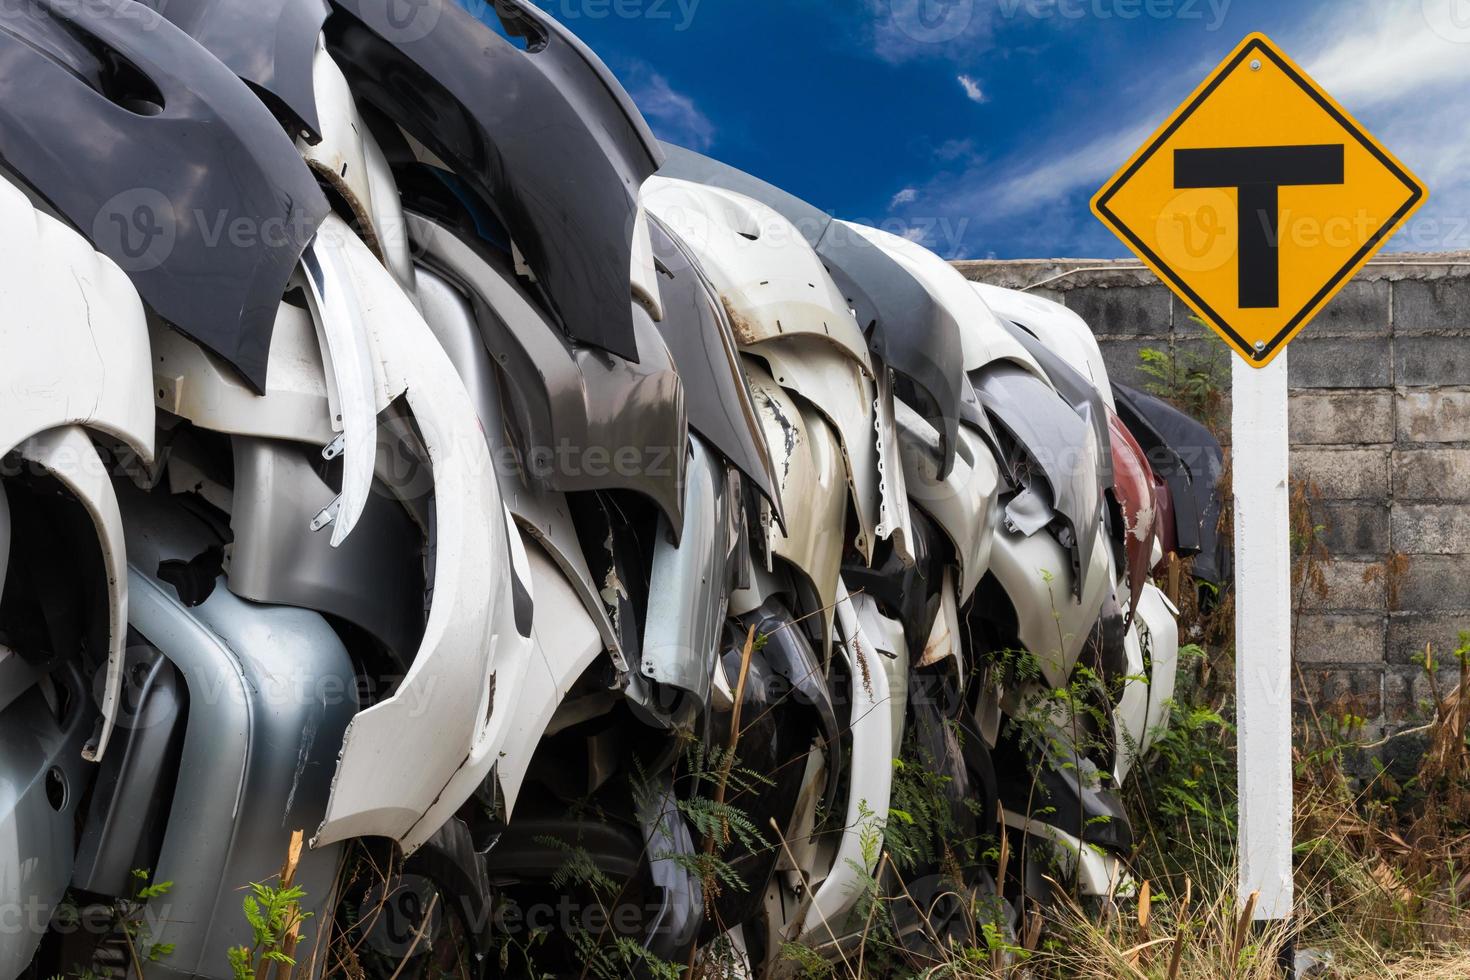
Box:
[942,120,1153,225]
[1298,0,1470,251]
[623,63,716,152]
[935,138,978,162]
[957,74,987,102]
[915,0,1470,256]
[1306,0,1470,110]
[890,187,919,208]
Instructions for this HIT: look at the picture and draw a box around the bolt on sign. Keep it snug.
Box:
[1091,33,1427,367]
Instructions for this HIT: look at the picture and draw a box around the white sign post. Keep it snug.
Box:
[1091,36,1427,971]
[1231,350,1294,940]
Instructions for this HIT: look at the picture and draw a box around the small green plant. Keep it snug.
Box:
[226,880,312,980]
[112,869,177,975]
[572,932,685,980]
[1137,329,1230,432]
[779,940,836,978]
[674,743,772,899]
[37,871,174,979]
[536,832,688,980]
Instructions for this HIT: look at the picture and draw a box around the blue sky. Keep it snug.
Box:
[532,0,1470,259]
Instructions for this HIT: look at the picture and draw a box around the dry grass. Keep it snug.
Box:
[1026,885,1293,980]
[1012,640,1470,980]
[776,635,1470,976]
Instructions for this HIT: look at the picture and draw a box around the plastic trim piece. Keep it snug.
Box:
[0,176,156,762]
[851,593,910,757]
[1113,382,1230,585]
[874,360,916,565]
[414,264,623,663]
[0,176,156,467]
[846,222,1043,377]
[975,282,1115,412]
[307,215,535,853]
[1107,410,1161,620]
[655,144,967,477]
[228,437,426,664]
[895,406,1001,604]
[302,43,418,293]
[492,541,604,811]
[646,214,783,519]
[1113,617,1150,784]
[643,178,872,367]
[641,438,732,712]
[0,670,93,978]
[141,0,331,141]
[13,430,130,762]
[327,0,661,362]
[150,298,336,449]
[638,773,705,961]
[796,580,894,940]
[989,521,1114,688]
[1001,812,1120,898]
[745,359,847,652]
[0,0,328,391]
[0,483,7,605]
[748,339,882,564]
[1000,319,1115,494]
[301,233,379,547]
[1134,583,1180,763]
[71,647,187,897]
[974,362,1104,601]
[407,212,689,536]
[118,485,356,980]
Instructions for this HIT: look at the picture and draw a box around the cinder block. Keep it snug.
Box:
[1287,337,1392,388]
[1387,611,1470,665]
[1394,449,1470,501]
[1385,665,1467,723]
[1397,556,1470,610]
[1317,501,1390,556]
[1392,505,1470,555]
[1397,336,1470,388]
[1312,279,1391,336]
[1300,667,1383,719]
[1063,284,1171,337]
[1291,448,1389,500]
[1289,390,1394,445]
[1296,614,1386,664]
[1393,278,1470,334]
[1397,389,1470,443]
[1297,559,1387,613]
[1096,338,1162,390]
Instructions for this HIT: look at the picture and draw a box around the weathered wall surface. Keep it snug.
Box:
[955,255,1470,738]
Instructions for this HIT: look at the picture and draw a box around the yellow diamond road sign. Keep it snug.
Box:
[1091,33,1427,367]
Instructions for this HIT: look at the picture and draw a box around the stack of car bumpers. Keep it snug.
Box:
[0,2,1228,976]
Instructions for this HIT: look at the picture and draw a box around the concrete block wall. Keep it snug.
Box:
[955,255,1470,736]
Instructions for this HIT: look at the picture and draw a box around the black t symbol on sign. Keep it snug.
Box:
[1175,145,1344,308]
